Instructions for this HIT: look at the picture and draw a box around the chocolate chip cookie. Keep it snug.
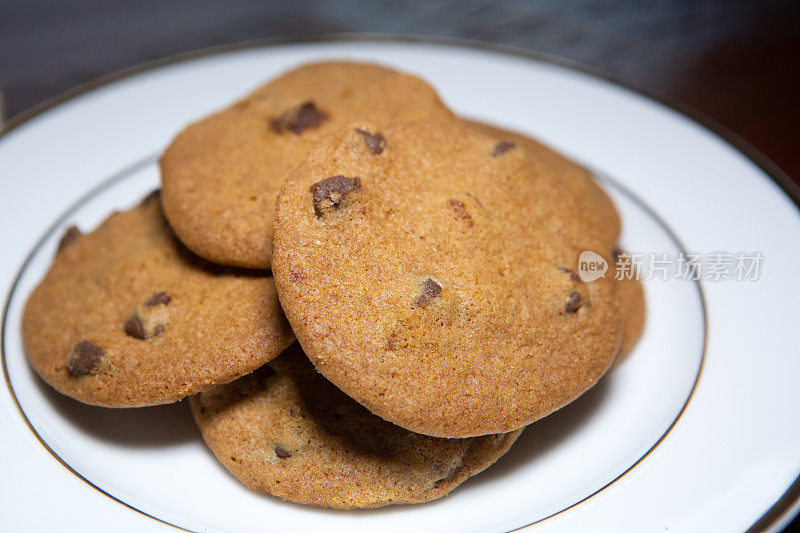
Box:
[22,192,295,407]
[272,121,624,438]
[190,343,521,509]
[160,61,455,268]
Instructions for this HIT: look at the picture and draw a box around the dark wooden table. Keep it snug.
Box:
[1,0,798,530]
[1,0,797,189]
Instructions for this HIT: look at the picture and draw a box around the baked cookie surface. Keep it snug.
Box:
[22,192,295,407]
[615,250,647,361]
[466,120,620,249]
[160,61,455,268]
[190,343,521,509]
[272,121,623,437]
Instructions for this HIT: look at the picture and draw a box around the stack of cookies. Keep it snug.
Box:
[22,62,644,509]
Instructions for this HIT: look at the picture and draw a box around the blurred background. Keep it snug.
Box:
[1,0,797,189]
[0,1,798,530]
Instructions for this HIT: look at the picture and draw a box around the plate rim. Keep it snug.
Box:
[0,33,797,532]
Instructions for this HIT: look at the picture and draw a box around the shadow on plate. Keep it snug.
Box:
[304,369,614,517]
[466,373,612,487]
[31,365,199,448]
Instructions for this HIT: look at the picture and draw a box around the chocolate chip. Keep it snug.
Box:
[413,278,443,308]
[612,247,622,262]
[125,296,168,340]
[57,226,81,253]
[385,332,398,351]
[270,101,328,134]
[354,128,386,155]
[144,291,171,307]
[492,141,516,157]
[124,315,146,339]
[274,445,292,459]
[67,341,103,377]
[139,189,161,208]
[448,199,474,227]
[565,292,582,313]
[309,175,361,216]
[558,266,582,283]
[288,264,304,282]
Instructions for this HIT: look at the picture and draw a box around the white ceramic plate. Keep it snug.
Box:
[1,38,798,533]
